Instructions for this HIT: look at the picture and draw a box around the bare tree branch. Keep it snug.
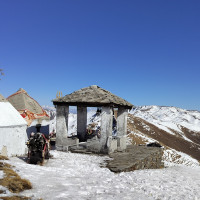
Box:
[0,69,4,80]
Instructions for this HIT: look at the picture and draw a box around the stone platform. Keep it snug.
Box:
[106,145,164,173]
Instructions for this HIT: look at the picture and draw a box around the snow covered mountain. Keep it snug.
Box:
[128,106,200,166]
[130,105,200,133]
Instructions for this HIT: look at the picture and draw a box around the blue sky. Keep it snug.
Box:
[0,0,200,110]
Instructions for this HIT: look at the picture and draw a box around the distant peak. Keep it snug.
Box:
[17,88,27,93]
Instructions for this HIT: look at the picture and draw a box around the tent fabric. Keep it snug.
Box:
[0,94,27,127]
[7,88,49,126]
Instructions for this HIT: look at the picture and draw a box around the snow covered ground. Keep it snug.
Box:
[3,151,200,200]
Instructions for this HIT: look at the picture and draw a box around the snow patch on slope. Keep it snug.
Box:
[163,149,200,167]
[130,105,200,135]
[0,171,4,179]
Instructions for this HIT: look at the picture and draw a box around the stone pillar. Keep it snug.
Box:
[100,106,113,153]
[77,106,87,142]
[117,107,128,136]
[117,107,128,151]
[56,105,69,149]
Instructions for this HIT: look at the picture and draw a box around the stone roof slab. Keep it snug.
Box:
[53,85,134,109]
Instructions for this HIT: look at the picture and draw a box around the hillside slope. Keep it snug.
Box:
[130,105,200,133]
[128,106,200,165]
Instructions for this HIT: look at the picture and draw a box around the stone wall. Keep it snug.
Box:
[107,145,164,173]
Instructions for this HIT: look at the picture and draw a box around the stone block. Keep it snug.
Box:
[56,145,63,151]
[107,145,164,172]
[63,138,79,146]
[117,136,127,151]
[56,138,79,152]
[63,146,69,151]
[86,141,101,153]
[107,136,118,154]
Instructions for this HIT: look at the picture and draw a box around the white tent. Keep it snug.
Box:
[0,94,27,157]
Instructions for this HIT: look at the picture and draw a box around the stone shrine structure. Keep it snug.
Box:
[53,85,133,154]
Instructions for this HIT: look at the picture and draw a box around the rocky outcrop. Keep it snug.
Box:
[107,145,164,173]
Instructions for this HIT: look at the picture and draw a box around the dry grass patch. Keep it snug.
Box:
[0,155,9,160]
[0,196,31,200]
[0,161,32,193]
[128,133,147,145]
